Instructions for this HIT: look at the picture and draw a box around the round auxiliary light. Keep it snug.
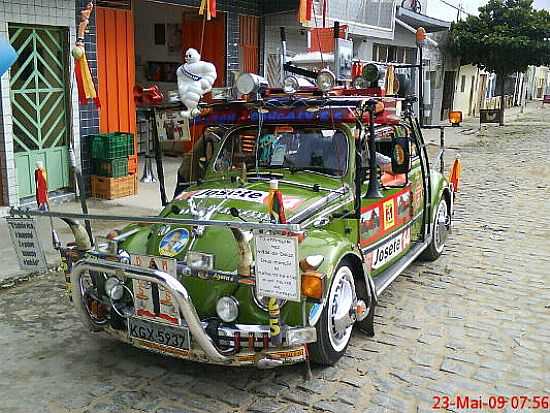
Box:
[216,296,239,323]
[235,73,269,96]
[362,63,381,83]
[283,75,300,95]
[105,277,124,301]
[316,69,336,92]
[352,76,369,89]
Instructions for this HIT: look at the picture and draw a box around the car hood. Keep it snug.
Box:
[168,177,346,223]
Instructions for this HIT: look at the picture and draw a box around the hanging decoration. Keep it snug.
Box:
[72,2,100,107]
[298,0,313,24]
[176,48,217,118]
[199,0,217,20]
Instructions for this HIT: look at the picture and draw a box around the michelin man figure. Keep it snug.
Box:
[176,48,217,118]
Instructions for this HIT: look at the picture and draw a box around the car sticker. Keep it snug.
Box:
[367,227,411,271]
[159,228,190,257]
[383,199,395,230]
[176,188,304,209]
[360,187,413,247]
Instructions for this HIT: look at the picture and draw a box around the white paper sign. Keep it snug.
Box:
[6,217,48,273]
[255,234,301,302]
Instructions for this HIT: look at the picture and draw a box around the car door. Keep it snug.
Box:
[359,124,420,275]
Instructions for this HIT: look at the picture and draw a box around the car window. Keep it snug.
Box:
[215,126,349,176]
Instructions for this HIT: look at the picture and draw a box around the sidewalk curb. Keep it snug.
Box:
[0,262,60,291]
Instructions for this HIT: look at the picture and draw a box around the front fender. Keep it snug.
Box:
[299,228,361,327]
[430,169,452,222]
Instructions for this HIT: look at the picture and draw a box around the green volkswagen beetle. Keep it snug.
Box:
[21,71,458,368]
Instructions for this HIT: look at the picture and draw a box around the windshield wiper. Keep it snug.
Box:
[246,171,284,179]
[289,166,341,176]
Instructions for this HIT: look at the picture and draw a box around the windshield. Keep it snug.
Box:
[214,126,349,176]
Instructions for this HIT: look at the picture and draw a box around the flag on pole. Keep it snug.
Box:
[199,0,217,20]
[449,156,462,193]
[298,0,313,24]
[266,180,287,224]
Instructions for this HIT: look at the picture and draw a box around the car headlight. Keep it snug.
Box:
[362,63,381,86]
[216,296,239,323]
[283,76,300,95]
[235,73,268,96]
[352,76,369,89]
[316,69,336,92]
[105,277,124,301]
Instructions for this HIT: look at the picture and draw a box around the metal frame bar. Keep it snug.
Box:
[9,208,302,232]
[71,259,230,363]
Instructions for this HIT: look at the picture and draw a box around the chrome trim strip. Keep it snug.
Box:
[373,242,427,295]
[71,259,230,363]
[288,185,350,224]
[361,211,423,254]
[10,208,301,232]
[301,195,355,228]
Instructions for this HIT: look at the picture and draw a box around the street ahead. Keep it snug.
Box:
[1,109,549,413]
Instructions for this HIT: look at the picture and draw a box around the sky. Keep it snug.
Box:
[426,0,550,22]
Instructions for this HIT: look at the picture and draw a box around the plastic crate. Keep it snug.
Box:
[128,154,137,175]
[91,133,134,160]
[91,175,136,200]
[93,158,128,178]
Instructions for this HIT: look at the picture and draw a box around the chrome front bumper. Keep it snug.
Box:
[70,258,315,367]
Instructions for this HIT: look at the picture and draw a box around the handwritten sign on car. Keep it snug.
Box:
[7,217,48,273]
[254,234,300,302]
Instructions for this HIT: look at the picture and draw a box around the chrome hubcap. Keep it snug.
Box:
[434,200,449,254]
[328,266,355,352]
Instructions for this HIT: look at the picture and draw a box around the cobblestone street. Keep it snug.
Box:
[1,111,549,413]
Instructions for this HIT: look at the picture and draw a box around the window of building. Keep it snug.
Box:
[460,75,466,93]
[373,43,417,64]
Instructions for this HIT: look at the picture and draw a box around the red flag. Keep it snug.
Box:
[210,0,216,18]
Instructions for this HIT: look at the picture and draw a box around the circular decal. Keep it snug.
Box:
[159,228,190,257]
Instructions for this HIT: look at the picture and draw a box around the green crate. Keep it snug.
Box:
[91,133,134,160]
[93,158,129,178]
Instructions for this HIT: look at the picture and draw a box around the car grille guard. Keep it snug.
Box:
[71,258,316,365]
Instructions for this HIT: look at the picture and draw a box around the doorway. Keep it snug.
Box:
[440,70,456,121]
[9,24,71,199]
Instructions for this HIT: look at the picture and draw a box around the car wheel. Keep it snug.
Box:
[309,262,356,366]
[420,198,449,261]
[73,271,108,332]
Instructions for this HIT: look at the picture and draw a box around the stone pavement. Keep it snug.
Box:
[0,107,549,413]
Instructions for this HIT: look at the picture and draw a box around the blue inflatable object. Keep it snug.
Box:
[0,37,17,77]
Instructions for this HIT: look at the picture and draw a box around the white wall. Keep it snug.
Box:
[453,64,481,117]
[134,1,190,94]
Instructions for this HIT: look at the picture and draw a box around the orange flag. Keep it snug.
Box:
[298,0,313,24]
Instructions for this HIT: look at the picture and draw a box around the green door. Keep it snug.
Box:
[9,24,70,199]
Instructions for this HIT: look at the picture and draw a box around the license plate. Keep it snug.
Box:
[129,317,191,350]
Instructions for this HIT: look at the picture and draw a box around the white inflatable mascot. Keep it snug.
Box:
[176,48,217,118]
